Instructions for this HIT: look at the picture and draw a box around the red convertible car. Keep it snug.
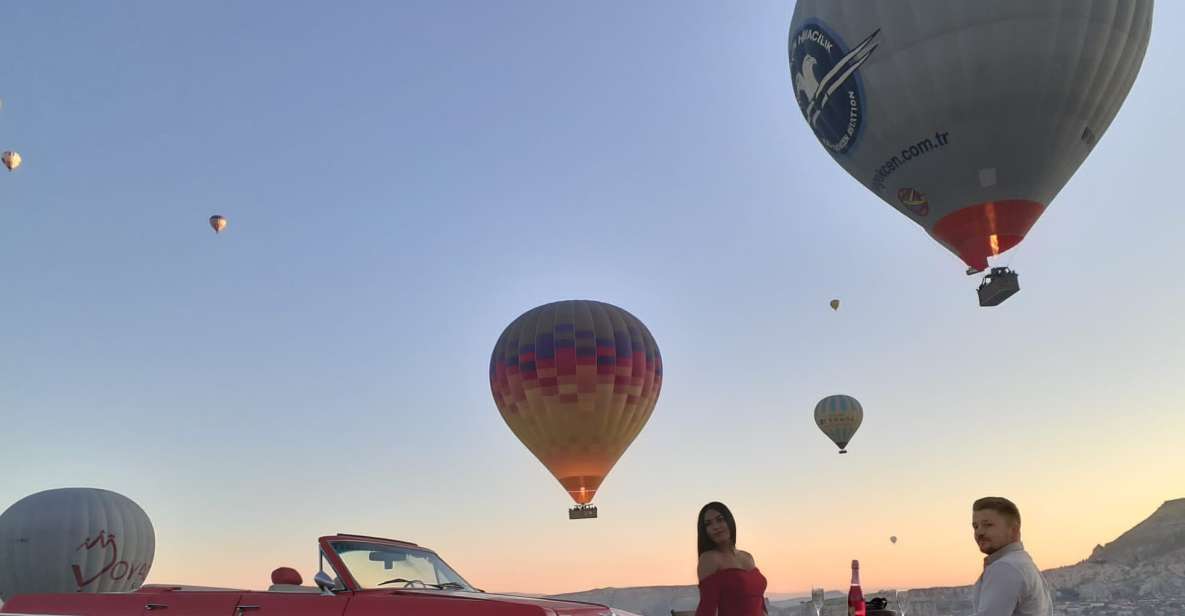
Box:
[1,533,616,616]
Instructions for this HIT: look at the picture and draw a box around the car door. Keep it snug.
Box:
[345,592,517,616]
[232,590,350,616]
[141,591,242,616]
[0,591,148,616]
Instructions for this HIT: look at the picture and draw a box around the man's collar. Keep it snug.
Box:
[983,541,1024,569]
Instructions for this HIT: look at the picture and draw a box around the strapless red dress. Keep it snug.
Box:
[695,567,768,616]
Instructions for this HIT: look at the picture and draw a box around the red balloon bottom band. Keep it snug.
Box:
[931,199,1046,271]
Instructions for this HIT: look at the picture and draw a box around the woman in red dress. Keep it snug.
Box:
[695,501,768,616]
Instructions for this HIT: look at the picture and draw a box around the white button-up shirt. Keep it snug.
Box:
[972,542,1052,616]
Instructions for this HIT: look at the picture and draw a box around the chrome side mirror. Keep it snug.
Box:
[314,571,337,595]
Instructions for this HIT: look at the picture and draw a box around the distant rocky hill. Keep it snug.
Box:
[546,498,1185,616]
[546,585,839,616]
[1043,498,1185,602]
[1084,498,1185,566]
[548,585,703,616]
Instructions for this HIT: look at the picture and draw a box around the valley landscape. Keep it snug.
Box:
[547,500,1185,616]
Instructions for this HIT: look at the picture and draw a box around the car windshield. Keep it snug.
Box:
[330,540,476,591]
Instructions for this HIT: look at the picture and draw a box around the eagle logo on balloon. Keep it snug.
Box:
[790,22,880,154]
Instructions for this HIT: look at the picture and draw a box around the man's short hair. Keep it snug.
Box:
[973,496,1021,527]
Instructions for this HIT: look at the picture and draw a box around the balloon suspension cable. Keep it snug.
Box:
[994,234,1028,271]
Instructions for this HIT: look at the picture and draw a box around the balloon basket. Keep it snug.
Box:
[568,505,598,520]
[977,267,1020,307]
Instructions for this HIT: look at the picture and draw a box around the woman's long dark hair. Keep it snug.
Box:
[697,501,737,556]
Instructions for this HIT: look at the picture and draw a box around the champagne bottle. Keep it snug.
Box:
[848,559,866,616]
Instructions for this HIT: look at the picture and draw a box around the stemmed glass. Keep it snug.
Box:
[810,587,825,616]
[896,589,912,616]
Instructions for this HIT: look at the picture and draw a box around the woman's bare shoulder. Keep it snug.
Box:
[738,550,757,568]
[697,551,723,580]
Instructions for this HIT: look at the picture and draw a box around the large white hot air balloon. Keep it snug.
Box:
[0,488,155,602]
[814,394,863,454]
[788,1,1154,304]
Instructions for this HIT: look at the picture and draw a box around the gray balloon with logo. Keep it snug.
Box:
[788,0,1153,274]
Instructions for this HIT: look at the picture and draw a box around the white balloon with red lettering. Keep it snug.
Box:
[0,488,155,602]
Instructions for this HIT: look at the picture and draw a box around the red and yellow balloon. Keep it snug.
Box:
[490,300,662,507]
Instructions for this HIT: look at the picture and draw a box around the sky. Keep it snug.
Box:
[2,0,1184,598]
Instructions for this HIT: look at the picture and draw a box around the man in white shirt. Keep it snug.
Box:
[970,497,1052,616]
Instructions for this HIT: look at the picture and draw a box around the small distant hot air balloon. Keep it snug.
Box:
[814,394,863,454]
[829,299,840,311]
[209,215,227,234]
[0,488,155,602]
[490,300,662,518]
[890,535,897,544]
[2,151,21,172]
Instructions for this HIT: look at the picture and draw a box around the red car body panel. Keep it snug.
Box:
[141,592,241,616]
[1,592,149,615]
[233,592,351,616]
[1,535,611,616]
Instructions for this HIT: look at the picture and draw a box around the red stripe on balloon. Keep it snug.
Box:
[931,200,1045,271]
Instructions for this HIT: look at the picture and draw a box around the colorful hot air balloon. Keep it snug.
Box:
[814,394,863,454]
[2,151,21,172]
[490,300,662,513]
[0,488,155,602]
[209,215,227,234]
[829,299,840,311]
[788,1,1153,284]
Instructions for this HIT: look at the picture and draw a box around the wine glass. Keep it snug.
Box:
[896,589,911,616]
[810,587,824,616]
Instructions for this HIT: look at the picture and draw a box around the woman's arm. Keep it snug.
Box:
[695,575,721,616]
[695,553,721,616]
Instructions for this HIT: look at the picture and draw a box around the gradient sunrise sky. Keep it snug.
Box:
[2,1,1183,597]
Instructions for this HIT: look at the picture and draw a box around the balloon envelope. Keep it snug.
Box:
[890,535,898,544]
[209,215,227,233]
[788,1,1153,271]
[814,394,863,453]
[490,300,663,505]
[0,488,155,601]
[2,151,21,171]
[829,299,840,311]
